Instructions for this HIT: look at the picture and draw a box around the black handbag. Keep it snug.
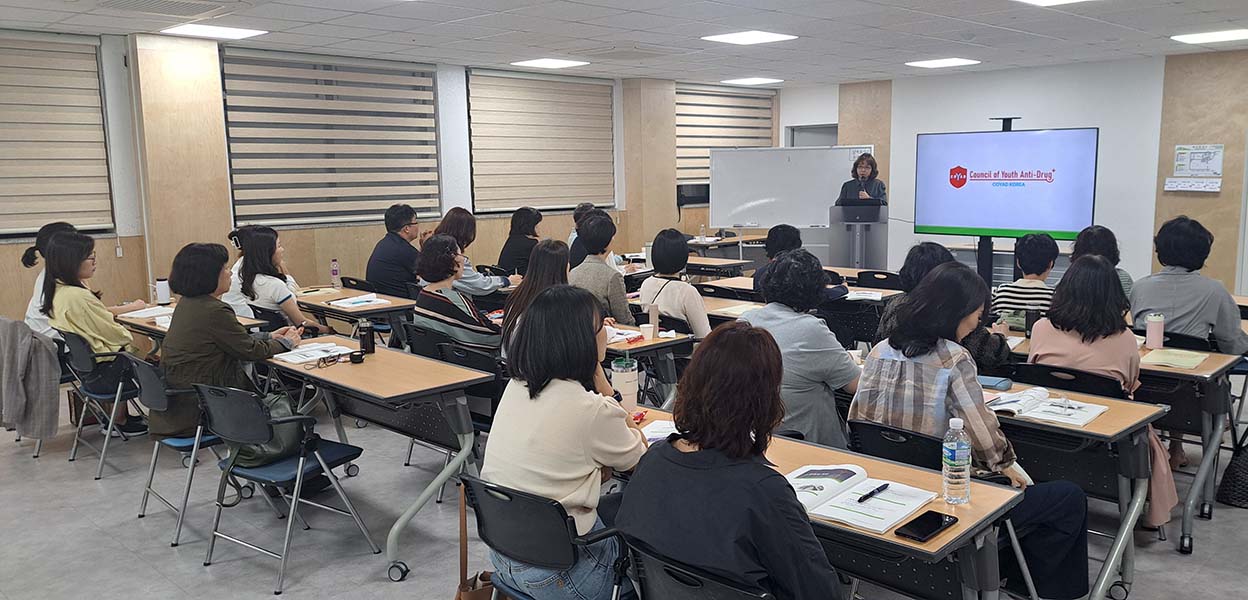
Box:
[1216,442,1248,509]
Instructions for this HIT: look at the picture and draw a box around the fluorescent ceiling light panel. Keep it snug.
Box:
[510,58,589,69]
[1013,0,1097,6]
[701,30,797,45]
[1171,29,1248,44]
[905,57,981,68]
[721,77,783,86]
[160,24,267,40]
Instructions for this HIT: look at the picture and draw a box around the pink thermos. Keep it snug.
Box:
[1145,313,1165,350]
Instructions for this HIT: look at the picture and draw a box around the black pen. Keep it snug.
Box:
[857,483,890,503]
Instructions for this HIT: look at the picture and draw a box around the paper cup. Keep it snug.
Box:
[640,324,656,340]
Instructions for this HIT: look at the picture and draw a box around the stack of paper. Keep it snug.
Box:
[640,420,678,444]
[154,316,172,329]
[605,326,643,344]
[122,306,174,319]
[1141,349,1206,369]
[328,293,391,308]
[844,291,883,302]
[274,342,354,364]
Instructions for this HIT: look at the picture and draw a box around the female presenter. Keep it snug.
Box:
[836,153,887,205]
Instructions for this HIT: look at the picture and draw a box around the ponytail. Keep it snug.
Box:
[23,221,76,269]
[21,245,39,268]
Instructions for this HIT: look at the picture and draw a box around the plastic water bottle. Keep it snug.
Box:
[699,223,707,242]
[330,258,342,289]
[942,417,972,505]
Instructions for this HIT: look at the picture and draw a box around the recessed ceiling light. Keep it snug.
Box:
[701,31,797,45]
[721,77,783,86]
[510,58,589,69]
[905,57,981,69]
[1171,29,1248,45]
[160,24,267,40]
[1013,0,1097,6]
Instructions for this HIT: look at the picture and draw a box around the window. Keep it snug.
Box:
[221,48,439,227]
[675,84,777,185]
[468,70,615,213]
[0,36,113,235]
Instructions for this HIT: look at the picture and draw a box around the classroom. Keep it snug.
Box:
[2,1,1248,599]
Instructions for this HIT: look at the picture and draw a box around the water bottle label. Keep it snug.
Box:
[942,442,969,466]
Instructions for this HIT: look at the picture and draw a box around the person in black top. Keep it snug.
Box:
[752,224,802,290]
[835,152,887,206]
[366,204,423,298]
[615,321,845,600]
[496,206,542,275]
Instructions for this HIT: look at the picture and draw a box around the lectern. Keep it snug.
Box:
[830,202,888,269]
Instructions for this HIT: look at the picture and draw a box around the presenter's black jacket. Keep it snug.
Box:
[835,178,887,205]
[366,232,421,298]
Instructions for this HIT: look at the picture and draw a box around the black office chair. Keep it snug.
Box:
[697,284,745,300]
[460,474,626,600]
[406,281,425,300]
[477,264,510,277]
[856,270,903,291]
[339,276,375,292]
[248,304,286,333]
[437,343,506,429]
[816,302,883,350]
[1008,363,1127,399]
[195,384,379,595]
[403,322,456,360]
[657,315,694,336]
[626,536,774,600]
[57,330,142,480]
[1132,328,1212,351]
[824,270,847,286]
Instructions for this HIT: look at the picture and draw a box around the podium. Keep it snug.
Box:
[830,203,888,269]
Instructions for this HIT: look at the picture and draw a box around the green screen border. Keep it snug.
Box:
[913,225,1079,241]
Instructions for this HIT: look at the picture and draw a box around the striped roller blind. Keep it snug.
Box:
[675,84,777,185]
[0,36,113,235]
[222,48,440,227]
[468,70,615,213]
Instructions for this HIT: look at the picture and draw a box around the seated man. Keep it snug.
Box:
[991,233,1059,329]
[366,203,422,298]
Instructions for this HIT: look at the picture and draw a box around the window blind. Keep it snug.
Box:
[222,48,439,227]
[468,71,615,213]
[675,84,776,185]
[0,36,112,235]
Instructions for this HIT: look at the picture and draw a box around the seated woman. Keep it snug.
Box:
[876,242,1011,370]
[616,322,844,600]
[156,243,303,438]
[739,249,859,448]
[411,234,501,353]
[501,239,569,347]
[42,231,147,435]
[1028,255,1178,527]
[849,262,1089,600]
[221,226,321,333]
[568,214,634,325]
[752,224,801,290]
[638,229,711,339]
[482,284,647,600]
[496,206,542,276]
[1071,225,1132,296]
[435,207,521,296]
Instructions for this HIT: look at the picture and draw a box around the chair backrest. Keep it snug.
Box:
[1009,363,1127,399]
[856,270,903,291]
[697,284,742,300]
[56,329,98,376]
[461,474,580,570]
[340,276,375,293]
[248,304,286,332]
[476,264,509,277]
[627,537,774,600]
[438,342,506,409]
[405,281,425,300]
[658,315,693,335]
[847,419,943,471]
[122,353,172,412]
[1132,328,1212,351]
[403,322,456,359]
[194,384,273,445]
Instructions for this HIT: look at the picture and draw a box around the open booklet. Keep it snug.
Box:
[786,465,936,534]
[274,342,354,364]
[1140,348,1206,369]
[121,306,174,319]
[987,387,1108,427]
[328,293,391,308]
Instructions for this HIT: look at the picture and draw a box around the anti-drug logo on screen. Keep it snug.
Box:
[949,165,1055,189]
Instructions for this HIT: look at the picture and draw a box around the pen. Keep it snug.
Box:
[857,483,890,503]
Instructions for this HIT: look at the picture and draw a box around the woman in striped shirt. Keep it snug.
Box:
[410,234,501,353]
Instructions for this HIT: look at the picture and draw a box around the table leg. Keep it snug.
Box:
[386,430,475,580]
[1090,477,1146,600]
[1180,411,1225,553]
[319,389,357,476]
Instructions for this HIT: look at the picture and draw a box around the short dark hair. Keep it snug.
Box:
[1048,255,1129,344]
[1155,215,1212,271]
[674,322,785,459]
[170,243,230,298]
[764,224,802,259]
[509,206,543,237]
[578,214,616,255]
[435,207,477,250]
[384,204,418,233]
[1015,233,1059,276]
[852,153,879,180]
[417,234,460,283]
[506,284,604,398]
[572,202,596,226]
[898,242,955,292]
[22,222,76,268]
[502,240,569,343]
[41,231,97,318]
[761,249,828,312]
[651,228,690,274]
[1071,225,1121,266]
[888,262,987,358]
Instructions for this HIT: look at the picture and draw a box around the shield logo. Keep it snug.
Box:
[949,166,968,189]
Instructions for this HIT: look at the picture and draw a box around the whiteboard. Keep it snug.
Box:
[709,145,873,229]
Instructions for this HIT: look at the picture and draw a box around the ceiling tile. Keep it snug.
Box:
[570,0,688,10]
[643,2,764,20]
[235,2,355,23]
[247,31,347,46]
[0,7,74,23]
[584,11,685,31]
[278,0,400,11]
[201,15,311,33]
[369,2,495,22]
[422,0,549,9]
[403,21,511,38]
[59,13,184,32]
[321,13,434,32]
[285,22,393,39]
[325,38,414,53]
[508,1,629,21]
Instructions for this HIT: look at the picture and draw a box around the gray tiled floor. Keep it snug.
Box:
[2,402,1246,600]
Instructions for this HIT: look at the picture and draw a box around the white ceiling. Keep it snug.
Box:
[3,0,1248,86]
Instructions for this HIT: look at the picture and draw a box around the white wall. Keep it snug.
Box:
[779,85,839,146]
[887,57,1165,278]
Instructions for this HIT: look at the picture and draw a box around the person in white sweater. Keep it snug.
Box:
[638,228,712,339]
[482,284,646,600]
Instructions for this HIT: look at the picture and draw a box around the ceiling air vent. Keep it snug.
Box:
[97,0,255,19]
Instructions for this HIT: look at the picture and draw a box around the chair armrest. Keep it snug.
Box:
[573,527,623,547]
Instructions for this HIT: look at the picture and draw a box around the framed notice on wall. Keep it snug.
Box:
[1174,144,1224,177]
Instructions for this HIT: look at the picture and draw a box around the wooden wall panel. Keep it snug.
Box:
[1153,50,1248,288]
[0,236,147,322]
[837,80,892,183]
[622,79,677,255]
[130,35,233,279]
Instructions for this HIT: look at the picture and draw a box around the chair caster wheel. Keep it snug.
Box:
[354,419,367,429]
[1109,581,1130,600]
[182,454,197,468]
[1199,503,1212,520]
[241,483,255,499]
[345,463,360,477]
[1179,535,1193,554]
[388,562,409,582]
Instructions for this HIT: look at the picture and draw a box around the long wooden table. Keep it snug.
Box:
[704,275,902,299]
[687,233,767,259]
[296,286,417,344]
[118,305,265,354]
[685,256,750,278]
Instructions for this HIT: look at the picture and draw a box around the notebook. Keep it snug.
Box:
[987,387,1108,427]
[121,306,174,319]
[640,420,679,444]
[274,342,354,364]
[714,303,758,317]
[786,465,936,534]
[1141,348,1206,369]
[327,293,391,308]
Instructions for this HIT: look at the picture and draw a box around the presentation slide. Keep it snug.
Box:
[914,128,1098,240]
